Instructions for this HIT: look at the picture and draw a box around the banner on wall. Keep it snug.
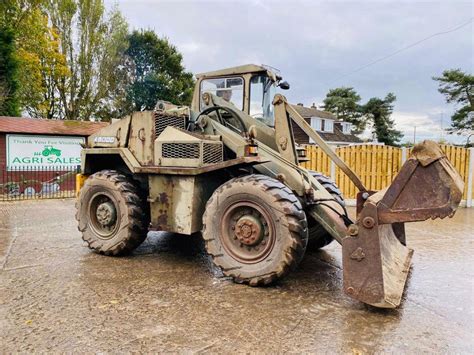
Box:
[6,134,85,170]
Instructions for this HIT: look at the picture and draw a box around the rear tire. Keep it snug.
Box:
[307,171,344,251]
[76,170,149,256]
[203,174,308,286]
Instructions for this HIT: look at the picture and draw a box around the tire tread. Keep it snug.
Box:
[203,174,307,286]
[75,170,148,256]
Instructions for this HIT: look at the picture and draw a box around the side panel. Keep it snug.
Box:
[128,111,155,165]
[81,148,142,174]
[88,115,131,148]
[149,174,220,234]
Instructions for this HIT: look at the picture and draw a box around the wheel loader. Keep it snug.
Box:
[76,64,464,308]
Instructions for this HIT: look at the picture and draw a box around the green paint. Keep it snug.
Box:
[41,145,62,157]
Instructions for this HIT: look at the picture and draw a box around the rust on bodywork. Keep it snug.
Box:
[372,142,463,224]
[342,140,464,308]
[79,62,465,309]
[156,209,169,231]
[159,192,169,204]
[149,187,171,232]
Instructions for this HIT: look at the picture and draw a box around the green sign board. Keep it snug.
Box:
[6,134,85,170]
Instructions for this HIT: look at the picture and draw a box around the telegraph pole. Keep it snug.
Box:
[413,126,417,145]
[440,112,444,141]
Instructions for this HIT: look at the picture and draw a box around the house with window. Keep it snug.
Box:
[291,103,362,146]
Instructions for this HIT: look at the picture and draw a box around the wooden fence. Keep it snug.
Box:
[301,144,473,206]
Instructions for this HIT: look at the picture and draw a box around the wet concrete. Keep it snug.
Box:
[0,199,473,353]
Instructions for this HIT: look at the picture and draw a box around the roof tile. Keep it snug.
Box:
[291,104,336,120]
[290,104,362,144]
[0,116,108,136]
[319,122,362,143]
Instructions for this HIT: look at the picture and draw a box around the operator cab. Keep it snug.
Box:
[193,64,289,128]
[249,74,277,126]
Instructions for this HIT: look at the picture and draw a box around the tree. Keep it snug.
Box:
[433,69,473,133]
[48,0,129,120]
[0,0,28,116]
[1,1,193,120]
[0,27,20,116]
[322,87,365,133]
[363,93,403,146]
[16,7,69,118]
[0,0,69,118]
[119,30,194,114]
[0,0,43,28]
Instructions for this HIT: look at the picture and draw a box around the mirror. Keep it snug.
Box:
[278,81,290,90]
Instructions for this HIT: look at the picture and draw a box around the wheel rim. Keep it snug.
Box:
[88,192,120,239]
[220,201,275,264]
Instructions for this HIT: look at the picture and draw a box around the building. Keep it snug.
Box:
[291,103,362,146]
[0,116,107,197]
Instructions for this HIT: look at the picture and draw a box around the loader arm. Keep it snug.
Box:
[78,63,464,310]
[273,95,463,308]
[201,92,463,308]
[272,94,367,192]
[204,117,350,244]
[200,93,352,243]
[277,97,463,307]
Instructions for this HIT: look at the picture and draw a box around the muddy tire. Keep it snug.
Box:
[310,171,344,207]
[307,171,344,251]
[76,170,149,256]
[202,174,308,286]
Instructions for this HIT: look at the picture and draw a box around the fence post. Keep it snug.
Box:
[330,160,336,181]
[401,147,407,164]
[467,148,473,208]
[329,145,337,181]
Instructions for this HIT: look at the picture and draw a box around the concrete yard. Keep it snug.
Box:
[1,199,473,353]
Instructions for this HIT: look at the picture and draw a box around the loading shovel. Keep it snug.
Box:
[288,101,465,308]
[342,141,464,307]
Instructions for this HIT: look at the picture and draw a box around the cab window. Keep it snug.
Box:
[250,75,275,126]
[200,77,244,110]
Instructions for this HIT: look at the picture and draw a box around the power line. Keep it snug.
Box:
[328,17,474,85]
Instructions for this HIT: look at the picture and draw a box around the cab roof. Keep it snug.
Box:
[196,64,280,80]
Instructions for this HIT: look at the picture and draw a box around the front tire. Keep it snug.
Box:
[202,174,308,286]
[76,170,149,256]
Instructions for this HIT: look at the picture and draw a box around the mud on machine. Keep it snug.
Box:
[76,64,463,308]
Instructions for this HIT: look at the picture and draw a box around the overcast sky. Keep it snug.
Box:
[105,0,473,144]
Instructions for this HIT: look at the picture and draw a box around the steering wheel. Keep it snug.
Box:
[196,106,247,134]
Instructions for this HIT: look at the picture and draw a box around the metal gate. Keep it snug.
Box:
[0,165,79,201]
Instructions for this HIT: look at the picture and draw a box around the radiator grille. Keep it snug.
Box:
[203,143,223,164]
[162,143,200,159]
[154,113,186,137]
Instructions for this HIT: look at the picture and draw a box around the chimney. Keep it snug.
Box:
[297,103,304,106]
[311,102,317,108]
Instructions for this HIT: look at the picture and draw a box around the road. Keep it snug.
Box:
[1,199,473,353]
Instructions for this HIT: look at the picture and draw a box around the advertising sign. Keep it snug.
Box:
[6,134,85,170]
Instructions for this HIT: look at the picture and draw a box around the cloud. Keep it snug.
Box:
[393,111,441,141]
[105,0,473,144]
[359,110,465,144]
[177,41,201,54]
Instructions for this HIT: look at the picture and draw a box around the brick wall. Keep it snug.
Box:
[291,118,310,145]
[0,133,5,166]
